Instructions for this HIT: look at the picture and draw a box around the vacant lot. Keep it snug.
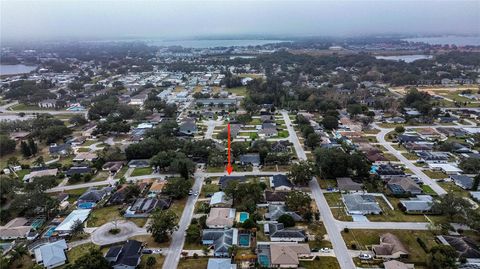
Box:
[299,257,340,269]
[130,167,153,177]
[178,257,209,269]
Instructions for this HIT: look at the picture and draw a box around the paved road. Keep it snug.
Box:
[282,110,356,269]
[336,220,430,230]
[162,172,204,269]
[91,220,148,246]
[374,124,447,195]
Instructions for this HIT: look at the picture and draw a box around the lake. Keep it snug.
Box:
[0,64,37,76]
[147,39,289,48]
[403,36,480,46]
[375,55,433,63]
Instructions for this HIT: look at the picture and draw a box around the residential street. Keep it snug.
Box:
[162,172,204,269]
[373,124,447,195]
[282,110,356,269]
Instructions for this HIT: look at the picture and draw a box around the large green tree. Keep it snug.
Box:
[426,245,458,269]
[65,249,111,269]
[287,161,314,185]
[148,210,178,243]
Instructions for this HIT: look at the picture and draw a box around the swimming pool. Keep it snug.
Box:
[258,255,270,267]
[43,226,56,238]
[370,165,378,174]
[238,234,250,247]
[239,212,249,223]
[78,202,95,209]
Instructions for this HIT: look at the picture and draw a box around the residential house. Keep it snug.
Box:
[128,159,150,168]
[384,261,414,269]
[73,152,97,163]
[23,168,58,183]
[239,153,261,166]
[179,119,197,136]
[124,198,163,218]
[417,151,449,163]
[337,177,363,193]
[206,208,236,228]
[34,239,68,269]
[202,228,238,257]
[209,192,233,208]
[219,176,247,190]
[387,177,423,196]
[270,174,294,191]
[451,175,475,190]
[399,195,434,214]
[436,236,480,259]
[49,143,71,157]
[65,166,92,177]
[265,204,303,222]
[102,161,124,175]
[207,258,237,269]
[148,181,166,194]
[375,164,405,179]
[265,223,306,242]
[265,191,289,205]
[269,243,311,268]
[342,194,382,215]
[55,209,91,235]
[196,98,237,108]
[428,163,462,175]
[108,185,128,205]
[105,240,143,269]
[373,233,409,259]
[0,218,32,240]
[78,187,111,205]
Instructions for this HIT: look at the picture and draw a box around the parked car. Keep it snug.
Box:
[320,248,330,253]
[359,253,372,260]
[142,249,153,254]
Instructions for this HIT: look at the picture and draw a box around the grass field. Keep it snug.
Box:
[227,86,247,96]
[438,182,469,197]
[130,167,153,177]
[201,183,219,198]
[423,170,448,179]
[299,257,340,269]
[178,257,209,269]
[114,166,129,179]
[87,205,123,227]
[68,243,100,263]
[170,198,187,222]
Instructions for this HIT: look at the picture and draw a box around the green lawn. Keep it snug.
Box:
[438,182,469,197]
[11,103,57,111]
[367,197,428,222]
[87,205,124,227]
[49,188,89,203]
[299,257,340,269]
[317,179,337,189]
[227,86,247,96]
[423,170,448,179]
[306,222,332,249]
[114,166,129,179]
[67,243,100,263]
[342,229,437,264]
[277,130,289,138]
[130,167,153,177]
[402,152,418,160]
[201,183,219,198]
[178,257,209,269]
[421,185,437,195]
[76,147,90,152]
[170,198,187,222]
[323,192,342,207]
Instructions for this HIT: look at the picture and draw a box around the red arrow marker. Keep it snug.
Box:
[226,122,233,175]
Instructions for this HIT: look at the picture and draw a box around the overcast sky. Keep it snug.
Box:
[1,0,479,41]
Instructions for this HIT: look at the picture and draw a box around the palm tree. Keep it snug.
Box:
[33,156,45,167]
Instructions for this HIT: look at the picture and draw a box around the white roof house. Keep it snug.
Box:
[209,192,233,207]
[34,239,68,268]
[55,209,91,234]
[428,163,463,175]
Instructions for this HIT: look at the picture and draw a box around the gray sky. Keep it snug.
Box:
[1,0,479,41]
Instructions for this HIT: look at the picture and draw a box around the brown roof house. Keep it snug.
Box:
[373,233,409,259]
[206,208,236,228]
[269,243,311,268]
[337,177,363,193]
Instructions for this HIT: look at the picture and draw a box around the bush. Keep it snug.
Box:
[193,253,198,259]
[343,228,349,233]
[278,214,295,227]
[417,237,429,253]
[351,243,357,250]
[109,228,120,235]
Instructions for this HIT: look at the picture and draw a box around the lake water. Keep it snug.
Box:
[403,36,480,46]
[147,39,288,48]
[375,55,433,63]
[0,64,37,75]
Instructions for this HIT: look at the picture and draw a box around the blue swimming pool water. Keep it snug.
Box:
[43,226,56,238]
[259,255,269,266]
[370,165,379,174]
[239,212,249,223]
[239,234,250,247]
[78,202,95,209]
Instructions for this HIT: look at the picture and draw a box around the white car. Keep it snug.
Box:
[358,253,372,260]
[320,248,330,253]
[194,191,199,196]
